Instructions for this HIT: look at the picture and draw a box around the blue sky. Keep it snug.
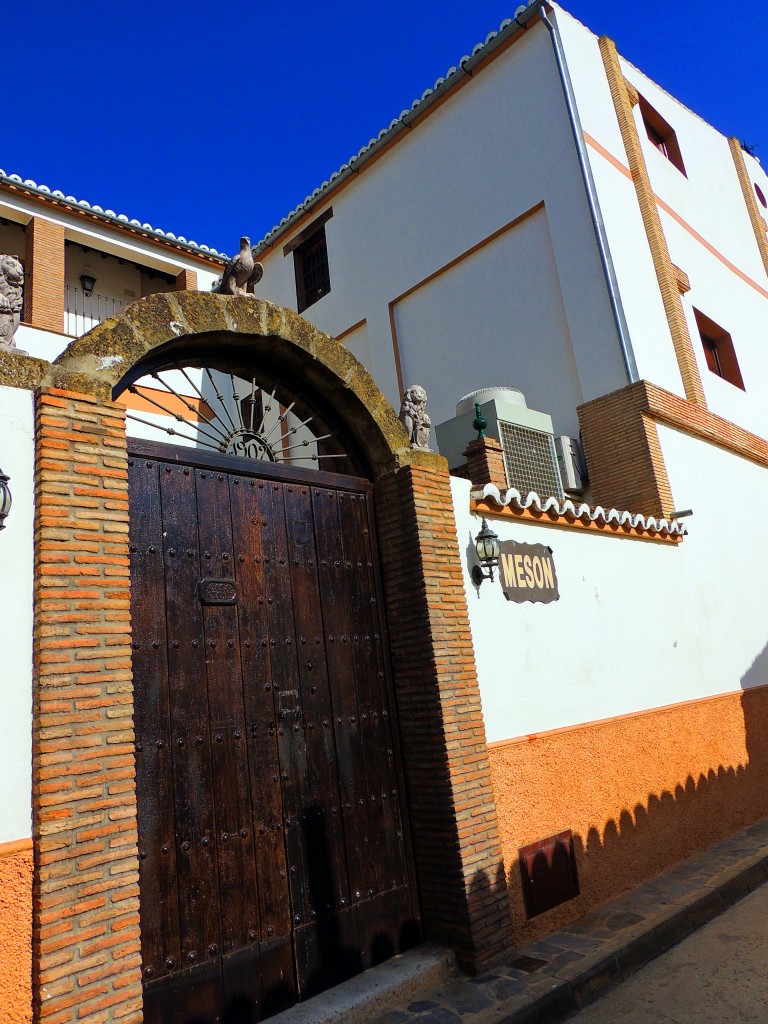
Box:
[4,2,765,256]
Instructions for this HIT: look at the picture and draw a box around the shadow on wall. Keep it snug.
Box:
[491,642,768,945]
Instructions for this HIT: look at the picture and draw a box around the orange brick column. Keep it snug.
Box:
[174,269,198,291]
[25,219,65,333]
[462,437,507,489]
[578,380,675,518]
[33,388,142,1023]
[374,459,513,971]
[728,137,768,278]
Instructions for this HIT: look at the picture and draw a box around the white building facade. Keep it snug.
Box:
[250,0,768,943]
[4,2,768,1018]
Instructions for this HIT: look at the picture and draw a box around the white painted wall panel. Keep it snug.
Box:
[0,386,34,843]
[257,20,628,420]
[339,321,371,368]
[554,7,686,396]
[454,425,768,742]
[621,61,764,285]
[394,207,583,435]
[661,211,768,437]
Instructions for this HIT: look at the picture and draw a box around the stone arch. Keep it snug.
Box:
[32,293,513,1024]
[47,291,423,481]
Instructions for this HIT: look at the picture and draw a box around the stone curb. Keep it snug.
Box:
[486,849,768,1024]
[267,945,455,1024]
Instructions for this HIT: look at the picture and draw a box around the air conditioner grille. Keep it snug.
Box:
[499,420,564,500]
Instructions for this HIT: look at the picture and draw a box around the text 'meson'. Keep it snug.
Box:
[499,540,559,604]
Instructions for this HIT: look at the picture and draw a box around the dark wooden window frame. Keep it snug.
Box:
[284,210,333,314]
[638,95,687,177]
[694,308,745,390]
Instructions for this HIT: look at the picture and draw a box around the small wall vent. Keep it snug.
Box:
[519,829,580,919]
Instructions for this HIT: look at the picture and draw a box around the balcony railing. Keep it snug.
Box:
[65,286,130,336]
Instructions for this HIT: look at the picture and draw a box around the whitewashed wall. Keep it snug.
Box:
[0,386,34,843]
[558,6,768,437]
[555,7,685,397]
[257,16,629,428]
[393,206,583,435]
[453,427,768,743]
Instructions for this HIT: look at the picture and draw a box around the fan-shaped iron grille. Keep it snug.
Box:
[117,362,353,473]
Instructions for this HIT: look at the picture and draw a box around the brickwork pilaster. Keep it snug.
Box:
[578,381,675,518]
[25,219,65,333]
[174,269,198,291]
[579,378,768,520]
[374,461,513,971]
[728,137,768,279]
[33,388,142,1023]
[462,437,507,490]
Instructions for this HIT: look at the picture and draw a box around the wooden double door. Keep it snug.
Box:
[128,442,420,1023]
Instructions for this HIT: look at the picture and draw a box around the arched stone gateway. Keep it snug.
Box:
[32,293,512,1024]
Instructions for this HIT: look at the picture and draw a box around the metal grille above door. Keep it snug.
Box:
[129,442,420,1024]
[116,359,360,476]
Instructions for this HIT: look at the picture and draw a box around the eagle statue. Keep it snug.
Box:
[214,236,264,297]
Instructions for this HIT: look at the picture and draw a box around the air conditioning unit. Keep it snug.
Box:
[434,387,565,500]
[555,435,588,495]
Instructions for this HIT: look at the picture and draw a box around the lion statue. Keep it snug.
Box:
[399,384,432,451]
[0,255,24,350]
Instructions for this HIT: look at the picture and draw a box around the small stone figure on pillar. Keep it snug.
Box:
[0,255,24,350]
[399,384,432,451]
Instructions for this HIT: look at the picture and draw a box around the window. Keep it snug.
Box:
[283,209,333,314]
[294,226,330,313]
[694,309,744,390]
[638,95,686,176]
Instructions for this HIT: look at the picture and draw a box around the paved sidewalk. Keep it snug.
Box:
[367,817,768,1024]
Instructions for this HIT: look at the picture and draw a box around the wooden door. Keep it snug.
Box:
[129,441,420,1024]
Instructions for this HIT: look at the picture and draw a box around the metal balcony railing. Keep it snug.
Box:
[64,286,129,336]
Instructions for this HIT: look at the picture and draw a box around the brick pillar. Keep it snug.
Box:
[33,388,142,1023]
[578,380,675,518]
[25,218,65,333]
[462,437,507,489]
[374,459,513,971]
[174,269,197,291]
[729,136,768,279]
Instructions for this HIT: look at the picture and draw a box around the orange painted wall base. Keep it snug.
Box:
[488,685,768,944]
[0,839,33,1024]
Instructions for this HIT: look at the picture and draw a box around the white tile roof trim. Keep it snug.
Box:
[252,1,544,254]
[0,170,228,262]
[472,483,688,537]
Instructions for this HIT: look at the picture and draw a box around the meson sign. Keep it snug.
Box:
[499,541,559,604]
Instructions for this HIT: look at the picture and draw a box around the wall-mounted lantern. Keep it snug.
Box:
[0,468,11,530]
[471,516,500,585]
[80,274,97,297]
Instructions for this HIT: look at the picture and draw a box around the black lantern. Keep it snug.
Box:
[0,467,11,530]
[472,516,500,585]
[80,273,97,297]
